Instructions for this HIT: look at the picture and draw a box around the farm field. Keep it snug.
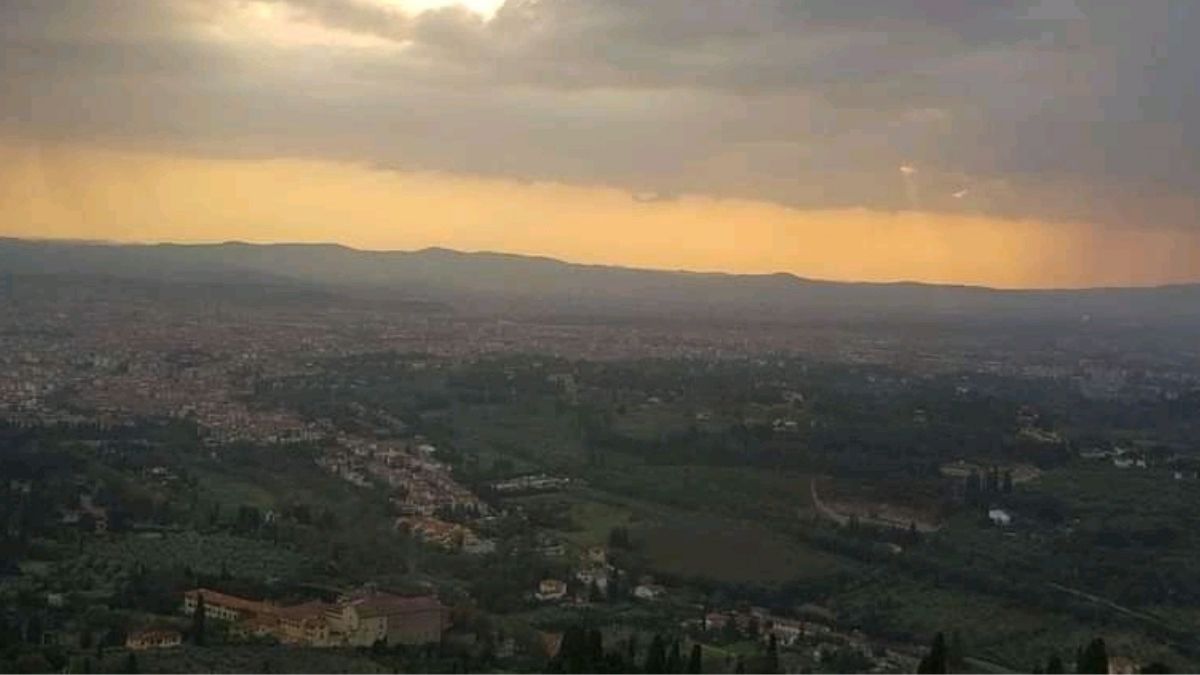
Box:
[631,517,847,584]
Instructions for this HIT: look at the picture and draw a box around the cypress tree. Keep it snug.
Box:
[687,644,702,674]
[917,632,948,674]
[766,633,779,674]
[557,625,587,673]
[588,628,604,670]
[1077,638,1108,674]
[947,631,964,671]
[644,635,666,674]
[1045,654,1063,673]
[665,639,682,673]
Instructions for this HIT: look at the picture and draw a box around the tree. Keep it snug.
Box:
[587,629,604,669]
[608,572,623,601]
[644,634,667,674]
[608,527,631,550]
[665,640,681,674]
[965,470,981,503]
[1077,638,1108,674]
[1044,654,1064,673]
[917,632,947,674]
[24,614,43,645]
[1002,470,1014,494]
[765,633,780,674]
[192,594,207,646]
[1141,661,1171,674]
[688,644,702,674]
[735,655,745,674]
[554,625,588,673]
[947,631,964,671]
[125,651,139,674]
[13,653,51,673]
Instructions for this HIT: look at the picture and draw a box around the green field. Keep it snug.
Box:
[511,485,847,585]
[591,464,817,523]
[192,468,278,509]
[632,517,846,584]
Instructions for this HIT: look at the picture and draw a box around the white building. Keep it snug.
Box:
[535,579,568,602]
[633,584,665,601]
[988,508,1012,527]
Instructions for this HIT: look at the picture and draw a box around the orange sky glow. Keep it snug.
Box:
[3,139,1197,289]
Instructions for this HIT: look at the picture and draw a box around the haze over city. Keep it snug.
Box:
[2,0,1199,287]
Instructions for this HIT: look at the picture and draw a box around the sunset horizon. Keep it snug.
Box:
[4,1,1199,290]
[8,231,1200,293]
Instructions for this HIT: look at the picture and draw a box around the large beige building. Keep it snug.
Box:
[182,588,272,624]
[181,587,446,647]
[325,592,447,646]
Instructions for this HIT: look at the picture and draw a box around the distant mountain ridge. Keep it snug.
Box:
[2,237,1199,324]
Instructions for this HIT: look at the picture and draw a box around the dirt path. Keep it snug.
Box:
[809,477,940,533]
[810,476,850,526]
[1047,582,1168,627]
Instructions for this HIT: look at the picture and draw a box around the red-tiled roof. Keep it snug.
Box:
[185,588,271,615]
[276,600,332,621]
[128,628,181,641]
[352,593,443,619]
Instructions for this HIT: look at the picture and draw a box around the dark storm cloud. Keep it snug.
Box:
[1,0,1197,230]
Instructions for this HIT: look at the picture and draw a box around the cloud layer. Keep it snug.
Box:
[1,0,1198,278]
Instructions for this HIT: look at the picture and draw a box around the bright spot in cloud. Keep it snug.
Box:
[953,189,970,199]
[380,0,505,19]
[899,164,917,176]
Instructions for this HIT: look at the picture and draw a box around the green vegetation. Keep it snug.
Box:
[6,349,1200,672]
[631,519,842,585]
[78,532,310,581]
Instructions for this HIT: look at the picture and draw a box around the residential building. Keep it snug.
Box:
[276,601,333,647]
[988,508,1013,527]
[535,579,568,602]
[633,583,665,601]
[126,629,183,651]
[182,588,273,623]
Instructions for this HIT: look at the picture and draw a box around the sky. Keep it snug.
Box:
[1,0,1198,288]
